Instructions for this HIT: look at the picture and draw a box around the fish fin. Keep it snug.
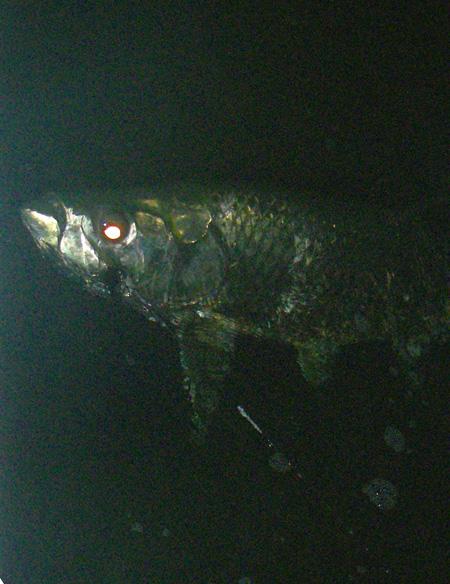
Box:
[177,314,236,441]
[295,337,341,386]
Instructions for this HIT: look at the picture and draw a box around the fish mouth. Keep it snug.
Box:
[21,203,61,249]
[21,202,114,298]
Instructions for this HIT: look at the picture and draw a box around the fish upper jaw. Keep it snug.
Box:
[21,206,60,250]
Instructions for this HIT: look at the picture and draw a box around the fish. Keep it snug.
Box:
[21,183,448,440]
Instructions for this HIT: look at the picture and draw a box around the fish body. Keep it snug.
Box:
[21,184,448,436]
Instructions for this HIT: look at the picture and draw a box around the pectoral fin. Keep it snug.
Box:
[177,314,236,440]
[295,337,341,385]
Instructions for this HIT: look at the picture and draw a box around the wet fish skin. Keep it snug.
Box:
[21,184,448,437]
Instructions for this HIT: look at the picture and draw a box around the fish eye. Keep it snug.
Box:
[97,211,130,243]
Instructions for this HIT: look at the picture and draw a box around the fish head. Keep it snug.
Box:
[21,189,227,317]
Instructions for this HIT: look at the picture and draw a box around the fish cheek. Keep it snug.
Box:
[59,224,101,274]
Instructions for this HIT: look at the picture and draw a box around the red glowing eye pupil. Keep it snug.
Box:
[102,223,122,241]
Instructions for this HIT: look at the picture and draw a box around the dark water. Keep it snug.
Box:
[2,215,447,583]
[1,4,448,583]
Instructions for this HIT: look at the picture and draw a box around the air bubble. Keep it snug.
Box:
[384,425,405,453]
[362,478,398,510]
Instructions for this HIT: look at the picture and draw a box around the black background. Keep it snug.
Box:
[1,3,448,583]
